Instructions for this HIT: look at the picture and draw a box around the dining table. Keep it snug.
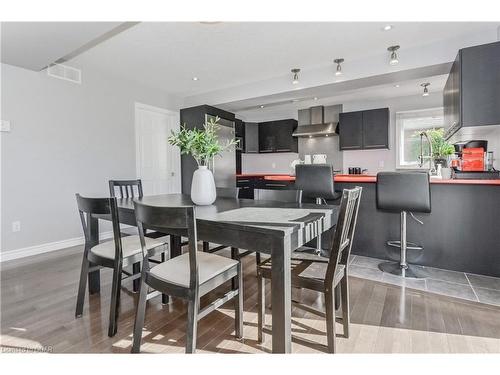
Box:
[87,193,339,353]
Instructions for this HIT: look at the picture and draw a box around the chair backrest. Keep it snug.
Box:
[295,164,336,199]
[134,201,198,288]
[75,193,122,260]
[254,188,302,203]
[216,186,240,199]
[109,179,144,199]
[376,172,431,213]
[325,187,362,285]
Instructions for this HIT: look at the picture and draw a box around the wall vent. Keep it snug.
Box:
[47,63,82,84]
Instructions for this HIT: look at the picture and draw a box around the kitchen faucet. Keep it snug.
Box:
[417,131,435,174]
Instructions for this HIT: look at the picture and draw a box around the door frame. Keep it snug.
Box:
[134,102,180,192]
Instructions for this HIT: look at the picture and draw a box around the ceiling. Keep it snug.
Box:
[231,74,450,122]
[2,21,498,116]
[0,22,131,70]
[71,22,498,98]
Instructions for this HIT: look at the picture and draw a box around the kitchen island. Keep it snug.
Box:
[238,173,500,277]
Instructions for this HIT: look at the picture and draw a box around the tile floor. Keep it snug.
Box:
[348,254,500,307]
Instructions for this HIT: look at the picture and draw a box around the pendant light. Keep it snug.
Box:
[334,58,344,76]
[421,83,430,97]
[387,45,400,65]
[291,68,300,84]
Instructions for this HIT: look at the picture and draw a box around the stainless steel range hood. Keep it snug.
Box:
[292,106,339,137]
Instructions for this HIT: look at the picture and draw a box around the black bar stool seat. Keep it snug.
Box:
[376,172,431,278]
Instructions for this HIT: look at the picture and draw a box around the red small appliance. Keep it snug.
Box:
[461,147,485,171]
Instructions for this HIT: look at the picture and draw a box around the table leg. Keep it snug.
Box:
[88,216,100,295]
[271,237,292,353]
[170,235,182,258]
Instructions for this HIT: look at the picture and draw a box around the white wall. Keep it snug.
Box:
[0,63,181,254]
[241,152,298,174]
[341,94,443,174]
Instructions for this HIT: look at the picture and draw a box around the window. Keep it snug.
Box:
[396,108,444,168]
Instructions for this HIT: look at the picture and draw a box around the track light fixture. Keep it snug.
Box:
[421,83,430,97]
[291,68,300,84]
[334,58,344,76]
[387,45,400,65]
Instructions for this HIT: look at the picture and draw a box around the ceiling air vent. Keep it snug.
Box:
[47,63,82,84]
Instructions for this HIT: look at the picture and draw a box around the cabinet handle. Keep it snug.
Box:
[260,150,274,153]
[276,149,291,152]
[266,183,287,187]
[237,179,250,183]
[364,144,387,148]
[342,146,361,149]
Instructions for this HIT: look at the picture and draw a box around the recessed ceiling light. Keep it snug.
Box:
[421,82,430,97]
[387,45,400,65]
[192,77,199,81]
[325,134,329,137]
[260,105,265,108]
[334,58,344,76]
[394,84,400,88]
[313,97,318,101]
[382,25,393,31]
[291,68,300,84]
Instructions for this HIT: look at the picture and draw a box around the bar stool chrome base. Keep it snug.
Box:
[378,261,428,279]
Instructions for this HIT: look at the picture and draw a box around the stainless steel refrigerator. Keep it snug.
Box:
[206,114,236,188]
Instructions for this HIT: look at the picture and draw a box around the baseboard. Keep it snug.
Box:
[0,231,114,263]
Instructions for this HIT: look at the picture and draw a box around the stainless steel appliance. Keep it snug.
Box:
[206,114,236,188]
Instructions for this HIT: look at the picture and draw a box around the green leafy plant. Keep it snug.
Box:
[168,116,237,167]
[426,128,455,159]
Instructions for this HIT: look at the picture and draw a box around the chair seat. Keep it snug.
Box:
[90,235,168,260]
[149,251,238,288]
[258,258,345,290]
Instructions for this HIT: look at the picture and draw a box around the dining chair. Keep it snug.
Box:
[131,201,243,354]
[256,186,362,353]
[109,179,144,199]
[75,194,169,337]
[109,179,147,292]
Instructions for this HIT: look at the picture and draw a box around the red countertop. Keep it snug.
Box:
[237,173,500,185]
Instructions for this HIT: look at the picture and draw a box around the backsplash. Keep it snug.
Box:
[241,152,299,174]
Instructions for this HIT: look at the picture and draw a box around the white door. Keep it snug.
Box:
[135,103,181,195]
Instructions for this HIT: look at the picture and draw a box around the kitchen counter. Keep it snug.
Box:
[237,172,500,277]
[256,173,500,185]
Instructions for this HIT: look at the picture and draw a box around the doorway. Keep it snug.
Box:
[135,102,181,195]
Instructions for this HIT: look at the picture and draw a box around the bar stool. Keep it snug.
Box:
[376,172,431,278]
[295,164,341,255]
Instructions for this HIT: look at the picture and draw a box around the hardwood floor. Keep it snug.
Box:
[1,245,499,353]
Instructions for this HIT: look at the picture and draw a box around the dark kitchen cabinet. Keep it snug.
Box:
[236,176,261,199]
[339,111,363,150]
[274,119,298,152]
[444,41,500,139]
[362,108,389,149]
[259,121,276,152]
[258,119,298,153]
[339,108,389,150]
[244,122,259,153]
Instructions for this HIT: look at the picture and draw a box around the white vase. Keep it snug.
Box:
[190,166,216,205]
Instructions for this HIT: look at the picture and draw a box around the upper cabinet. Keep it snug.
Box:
[339,111,363,150]
[244,123,259,153]
[444,41,500,140]
[339,108,389,150]
[241,119,298,153]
